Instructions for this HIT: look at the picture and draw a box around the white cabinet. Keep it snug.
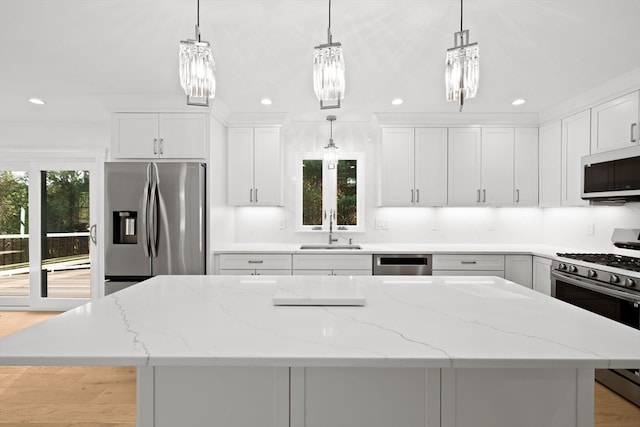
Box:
[533,256,553,296]
[591,90,640,153]
[539,120,562,207]
[218,253,292,275]
[514,128,539,206]
[292,254,372,275]
[561,109,591,206]
[111,113,206,159]
[379,128,447,206]
[228,127,282,206]
[448,128,514,206]
[432,254,505,277]
[448,128,482,206]
[504,255,533,288]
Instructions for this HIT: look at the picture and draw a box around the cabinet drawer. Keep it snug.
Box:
[292,254,372,271]
[432,270,505,278]
[219,254,292,270]
[432,254,505,271]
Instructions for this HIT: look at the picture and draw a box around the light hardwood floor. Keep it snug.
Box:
[1,311,639,426]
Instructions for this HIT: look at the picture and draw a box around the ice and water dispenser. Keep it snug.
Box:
[113,211,137,244]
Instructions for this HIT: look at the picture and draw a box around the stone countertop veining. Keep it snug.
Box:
[1,275,638,369]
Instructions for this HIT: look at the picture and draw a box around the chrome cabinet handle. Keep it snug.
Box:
[515,189,520,203]
[159,138,164,155]
[461,260,477,264]
[476,189,481,203]
[249,189,253,203]
[255,188,258,203]
[482,189,486,203]
[632,123,638,143]
[411,189,414,204]
[153,138,158,155]
[416,189,420,203]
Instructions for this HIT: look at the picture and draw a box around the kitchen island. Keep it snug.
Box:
[1,275,639,427]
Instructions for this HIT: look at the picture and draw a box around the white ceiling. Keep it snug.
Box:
[1,0,639,123]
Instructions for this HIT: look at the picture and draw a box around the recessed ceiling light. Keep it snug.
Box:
[391,98,404,106]
[512,98,526,106]
[28,98,46,105]
[260,98,272,105]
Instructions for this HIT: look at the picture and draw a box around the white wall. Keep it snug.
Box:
[209,116,235,246]
[0,121,110,149]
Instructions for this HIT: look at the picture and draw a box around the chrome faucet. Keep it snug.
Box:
[328,211,338,245]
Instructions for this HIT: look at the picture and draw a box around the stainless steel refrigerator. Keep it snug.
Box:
[104,162,206,295]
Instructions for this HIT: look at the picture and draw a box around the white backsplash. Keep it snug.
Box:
[232,204,640,250]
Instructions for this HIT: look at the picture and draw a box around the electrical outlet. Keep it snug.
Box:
[375,219,389,230]
[586,222,595,235]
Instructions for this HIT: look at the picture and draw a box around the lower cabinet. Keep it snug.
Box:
[140,366,593,427]
[533,256,553,295]
[218,253,292,275]
[292,254,372,276]
[432,254,505,278]
[504,255,533,288]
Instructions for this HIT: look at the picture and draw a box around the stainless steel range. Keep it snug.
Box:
[551,229,640,406]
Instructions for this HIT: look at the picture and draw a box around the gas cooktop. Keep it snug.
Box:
[556,253,640,273]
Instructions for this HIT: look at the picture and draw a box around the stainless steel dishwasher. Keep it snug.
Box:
[373,254,432,275]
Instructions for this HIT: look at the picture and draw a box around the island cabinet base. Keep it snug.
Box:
[136,366,594,427]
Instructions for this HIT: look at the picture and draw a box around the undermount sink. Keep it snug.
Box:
[300,244,362,250]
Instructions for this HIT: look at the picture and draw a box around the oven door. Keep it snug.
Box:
[551,270,640,406]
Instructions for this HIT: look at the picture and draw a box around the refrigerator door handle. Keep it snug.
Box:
[149,163,160,258]
[142,163,152,258]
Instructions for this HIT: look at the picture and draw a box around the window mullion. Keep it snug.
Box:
[323,161,337,231]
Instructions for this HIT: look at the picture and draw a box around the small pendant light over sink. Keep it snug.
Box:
[313,0,345,110]
[324,115,339,169]
[445,0,479,112]
[179,0,216,106]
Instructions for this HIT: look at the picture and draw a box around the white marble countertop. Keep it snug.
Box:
[1,275,639,369]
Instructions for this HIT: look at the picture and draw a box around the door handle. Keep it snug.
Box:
[632,123,638,143]
[89,224,97,244]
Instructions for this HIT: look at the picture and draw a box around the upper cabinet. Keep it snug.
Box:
[514,128,539,206]
[538,120,562,207]
[379,128,447,206]
[228,127,282,206]
[448,128,516,206]
[590,90,640,153]
[111,113,207,159]
[561,109,591,206]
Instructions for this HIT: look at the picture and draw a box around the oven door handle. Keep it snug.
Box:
[552,271,640,304]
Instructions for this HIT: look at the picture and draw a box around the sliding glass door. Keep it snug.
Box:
[0,157,100,310]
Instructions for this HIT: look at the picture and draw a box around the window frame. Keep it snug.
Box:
[296,151,365,232]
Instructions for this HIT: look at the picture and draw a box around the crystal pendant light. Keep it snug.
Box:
[324,115,339,169]
[313,0,345,110]
[445,0,479,112]
[179,0,216,107]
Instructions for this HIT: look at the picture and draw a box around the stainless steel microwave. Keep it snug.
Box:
[581,145,640,202]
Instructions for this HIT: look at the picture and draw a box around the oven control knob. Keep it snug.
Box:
[587,270,597,278]
[609,275,620,284]
[624,278,636,288]
[559,263,567,271]
[569,265,578,273]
